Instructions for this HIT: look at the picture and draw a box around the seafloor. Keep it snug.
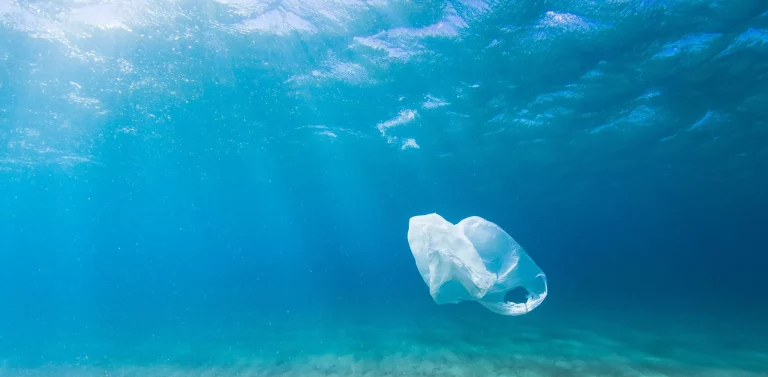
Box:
[2,303,767,377]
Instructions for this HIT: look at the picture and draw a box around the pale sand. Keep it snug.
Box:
[2,312,767,377]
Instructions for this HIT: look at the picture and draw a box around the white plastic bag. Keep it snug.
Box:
[407,213,547,316]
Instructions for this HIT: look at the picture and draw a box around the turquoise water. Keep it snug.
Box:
[2,1,768,376]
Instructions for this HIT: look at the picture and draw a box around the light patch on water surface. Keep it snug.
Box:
[511,117,545,128]
[484,38,500,49]
[0,148,93,170]
[537,11,595,33]
[377,109,417,136]
[288,60,372,86]
[591,105,657,134]
[422,95,449,109]
[66,92,101,108]
[637,90,662,100]
[213,0,271,17]
[327,62,370,84]
[66,3,133,31]
[454,0,493,16]
[375,110,419,148]
[580,69,603,80]
[488,113,506,123]
[652,33,722,60]
[352,35,415,60]
[234,9,316,35]
[299,125,363,141]
[531,90,582,105]
[529,10,610,43]
[687,110,727,131]
[660,134,677,142]
[352,3,468,61]
[0,0,14,15]
[718,28,768,57]
[401,138,419,150]
[218,0,382,34]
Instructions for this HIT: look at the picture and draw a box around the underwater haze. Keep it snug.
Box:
[1,0,768,376]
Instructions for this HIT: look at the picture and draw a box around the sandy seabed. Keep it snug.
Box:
[3,310,767,377]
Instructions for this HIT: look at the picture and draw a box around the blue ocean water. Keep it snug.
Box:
[1,0,768,376]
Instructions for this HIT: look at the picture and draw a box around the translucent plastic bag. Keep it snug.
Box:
[407,213,547,316]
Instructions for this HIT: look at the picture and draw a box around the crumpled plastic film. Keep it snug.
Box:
[407,213,547,316]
